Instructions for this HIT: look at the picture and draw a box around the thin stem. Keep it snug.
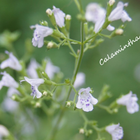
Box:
[84,34,98,44]
[79,110,88,122]
[67,41,77,57]
[66,21,84,101]
[66,38,81,44]
[48,21,85,140]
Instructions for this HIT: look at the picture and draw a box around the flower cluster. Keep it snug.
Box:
[31,6,69,48]
[85,1,132,33]
[0,0,139,140]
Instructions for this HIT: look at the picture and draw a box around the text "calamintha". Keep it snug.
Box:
[99,36,140,66]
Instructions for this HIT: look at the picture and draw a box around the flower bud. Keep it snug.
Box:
[47,41,59,49]
[43,91,48,96]
[108,0,115,6]
[52,30,65,38]
[115,29,124,35]
[46,9,53,15]
[40,21,48,26]
[84,22,88,35]
[11,94,21,102]
[35,102,41,108]
[66,101,71,107]
[46,9,56,27]
[65,14,71,32]
[42,71,50,80]
[79,128,84,134]
[106,0,115,17]
[88,129,93,135]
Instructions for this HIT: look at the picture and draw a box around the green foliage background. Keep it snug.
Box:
[0,0,140,140]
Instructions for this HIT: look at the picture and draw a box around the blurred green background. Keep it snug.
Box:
[0,0,140,140]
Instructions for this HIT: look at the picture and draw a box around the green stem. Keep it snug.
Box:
[66,38,81,44]
[67,41,77,57]
[48,22,84,140]
[79,110,88,122]
[84,34,98,44]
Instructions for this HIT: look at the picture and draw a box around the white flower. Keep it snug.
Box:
[85,3,106,23]
[2,97,18,112]
[45,59,60,79]
[0,72,19,90]
[31,24,53,48]
[27,59,40,78]
[52,6,65,28]
[0,125,9,138]
[108,2,132,22]
[85,3,115,33]
[0,51,22,71]
[7,87,20,96]
[74,72,85,88]
[76,87,98,112]
[21,77,44,98]
[106,123,123,140]
[117,91,139,114]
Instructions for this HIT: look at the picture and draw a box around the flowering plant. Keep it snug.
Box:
[0,0,139,140]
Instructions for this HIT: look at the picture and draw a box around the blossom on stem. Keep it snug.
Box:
[27,59,40,78]
[0,51,22,71]
[31,24,53,48]
[0,72,19,90]
[85,3,115,33]
[45,59,60,79]
[116,91,139,114]
[21,77,44,98]
[74,72,85,89]
[76,87,98,112]
[85,3,106,23]
[106,123,123,140]
[52,6,65,28]
[108,2,132,22]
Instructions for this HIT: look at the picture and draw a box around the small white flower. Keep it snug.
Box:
[0,51,22,71]
[21,77,44,98]
[85,3,106,23]
[85,3,115,33]
[76,87,98,112]
[0,125,9,138]
[106,123,123,140]
[31,24,53,48]
[2,97,18,112]
[52,6,65,28]
[45,59,60,79]
[0,72,19,90]
[117,91,139,114]
[94,16,105,33]
[74,72,85,88]
[27,59,40,78]
[108,2,132,22]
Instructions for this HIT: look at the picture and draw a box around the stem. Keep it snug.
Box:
[48,21,84,140]
[66,38,81,44]
[79,110,88,122]
[66,21,84,101]
[67,41,77,57]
